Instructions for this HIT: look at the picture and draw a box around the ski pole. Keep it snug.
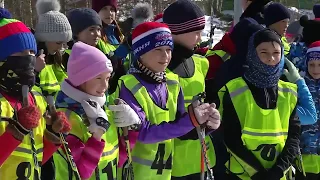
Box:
[46,95,81,180]
[193,92,214,180]
[22,85,41,180]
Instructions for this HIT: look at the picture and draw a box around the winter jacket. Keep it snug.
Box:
[104,24,120,46]
[205,32,236,80]
[288,42,308,74]
[220,77,300,179]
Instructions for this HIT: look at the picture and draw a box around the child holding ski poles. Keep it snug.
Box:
[52,41,123,180]
[109,22,221,180]
[0,14,71,180]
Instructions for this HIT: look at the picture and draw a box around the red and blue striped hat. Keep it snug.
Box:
[132,22,173,58]
[0,17,37,60]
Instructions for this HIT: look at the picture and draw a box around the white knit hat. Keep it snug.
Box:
[35,0,72,42]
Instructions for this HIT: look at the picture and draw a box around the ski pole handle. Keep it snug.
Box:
[22,85,30,107]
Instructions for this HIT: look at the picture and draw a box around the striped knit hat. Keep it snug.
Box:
[154,13,163,23]
[306,41,320,64]
[0,17,37,61]
[132,22,173,58]
[163,0,205,35]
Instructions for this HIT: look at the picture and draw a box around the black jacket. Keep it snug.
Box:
[221,77,300,179]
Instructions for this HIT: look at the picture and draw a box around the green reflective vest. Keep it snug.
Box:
[38,65,60,95]
[205,49,231,62]
[282,37,290,56]
[166,54,216,176]
[220,77,297,180]
[53,108,119,180]
[118,73,180,180]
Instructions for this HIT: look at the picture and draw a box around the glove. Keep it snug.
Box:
[206,103,221,130]
[81,99,110,134]
[188,100,212,127]
[108,98,141,128]
[35,49,46,72]
[44,111,72,144]
[283,58,302,83]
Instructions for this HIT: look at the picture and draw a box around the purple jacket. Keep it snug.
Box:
[119,74,195,144]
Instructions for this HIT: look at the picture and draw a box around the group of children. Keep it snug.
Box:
[3,0,320,179]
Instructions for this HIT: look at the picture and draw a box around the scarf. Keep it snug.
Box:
[105,24,119,45]
[55,80,106,116]
[0,56,36,97]
[128,60,166,83]
[244,33,284,88]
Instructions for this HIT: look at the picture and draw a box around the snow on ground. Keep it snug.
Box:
[201,15,227,47]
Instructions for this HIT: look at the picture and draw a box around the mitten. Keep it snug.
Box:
[283,58,302,83]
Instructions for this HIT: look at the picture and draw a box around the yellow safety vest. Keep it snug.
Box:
[282,37,290,56]
[205,49,231,62]
[221,77,297,180]
[0,88,47,180]
[51,64,68,84]
[166,54,215,176]
[38,65,60,94]
[302,154,320,174]
[118,73,180,180]
[53,107,118,180]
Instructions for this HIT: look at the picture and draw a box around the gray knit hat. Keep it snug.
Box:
[35,0,72,42]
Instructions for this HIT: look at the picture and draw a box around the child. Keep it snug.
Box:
[109,21,220,180]
[0,15,70,180]
[264,2,291,56]
[296,41,320,180]
[163,0,217,178]
[53,42,120,180]
[92,0,124,48]
[34,0,72,90]
[219,29,300,180]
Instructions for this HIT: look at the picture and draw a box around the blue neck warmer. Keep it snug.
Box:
[244,33,284,88]
[105,24,119,45]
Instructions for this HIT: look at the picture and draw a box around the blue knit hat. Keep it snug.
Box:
[313,4,320,18]
[0,17,37,61]
[264,3,290,27]
[0,7,12,19]
[132,22,173,58]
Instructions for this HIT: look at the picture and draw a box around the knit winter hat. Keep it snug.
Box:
[132,3,154,28]
[313,4,320,18]
[154,13,163,23]
[0,7,12,19]
[132,22,173,58]
[67,42,113,87]
[0,17,37,61]
[163,0,205,35]
[300,15,320,46]
[67,8,102,36]
[35,0,72,42]
[306,41,320,64]
[92,0,118,13]
[264,2,290,27]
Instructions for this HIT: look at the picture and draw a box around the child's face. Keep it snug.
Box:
[308,60,320,79]
[269,19,289,37]
[99,6,116,25]
[140,46,172,73]
[45,42,66,55]
[79,71,111,97]
[256,41,282,66]
[173,30,202,50]
[77,25,101,46]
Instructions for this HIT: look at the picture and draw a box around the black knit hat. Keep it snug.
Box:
[163,0,205,35]
[300,15,320,46]
[264,2,290,27]
[67,8,102,36]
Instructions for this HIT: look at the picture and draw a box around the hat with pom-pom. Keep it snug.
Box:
[132,22,173,58]
[67,42,113,86]
[0,17,37,60]
[34,0,72,42]
[300,15,320,46]
[0,8,12,19]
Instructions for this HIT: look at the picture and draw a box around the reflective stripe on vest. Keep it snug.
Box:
[224,77,297,179]
[0,88,47,180]
[119,73,179,180]
[205,49,231,62]
[166,55,215,176]
[38,65,60,94]
[53,108,119,180]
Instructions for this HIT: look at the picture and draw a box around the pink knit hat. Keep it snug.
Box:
[67,42,113,86]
